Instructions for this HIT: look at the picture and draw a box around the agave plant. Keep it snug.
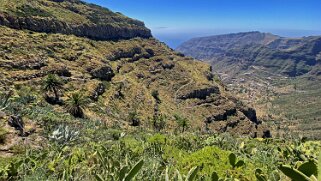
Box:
[15,86,36,105]
[94,146,144,181]
[164,166,199,181]
[65,92,88,118]
[49,125,79,146]
[0,90,13,111]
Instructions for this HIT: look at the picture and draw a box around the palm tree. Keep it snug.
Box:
[174,114,189,132]
[152,114,166,132]
[65,92,88,118]
[43,74,63,102]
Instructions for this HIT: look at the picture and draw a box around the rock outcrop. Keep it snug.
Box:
[239,107,258,124]
[206,108,237,123]
[89,66,115,81]
[178,86,220,100]
[90,83,106,101]
[0,0,151,41]
[0,13,151,41]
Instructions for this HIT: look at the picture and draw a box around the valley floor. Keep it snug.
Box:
[216,65,321,140]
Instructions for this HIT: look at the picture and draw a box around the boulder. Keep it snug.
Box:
[90,66,115,81]
[51,67,72,77]
[90,83,106,101]
[162,62,175,69]
[8,115,24,136]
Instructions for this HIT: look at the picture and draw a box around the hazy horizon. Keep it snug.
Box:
[153,28,321,48]
[84,0,321,48]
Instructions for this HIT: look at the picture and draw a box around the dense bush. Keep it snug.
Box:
[0,127,320,180]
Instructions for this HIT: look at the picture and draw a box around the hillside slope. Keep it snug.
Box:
[0,0,269,150]
[177,32,321,139]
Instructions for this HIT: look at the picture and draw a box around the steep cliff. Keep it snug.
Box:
[0,0,151,40]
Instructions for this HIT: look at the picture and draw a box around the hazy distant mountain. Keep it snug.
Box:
[177,31,321,78]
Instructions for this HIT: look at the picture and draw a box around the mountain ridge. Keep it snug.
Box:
[0,0,152,40]
[177,31,321,78]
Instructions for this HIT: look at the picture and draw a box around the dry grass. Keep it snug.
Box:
[0,25,252,134]
[0,0,144,26]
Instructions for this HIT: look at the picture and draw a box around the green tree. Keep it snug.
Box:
[128,111,140,126]
[152,114,166,131]
[174,114,189,132]
[151,90,161,103]
[43,74,63,102]
[65,92,88,118]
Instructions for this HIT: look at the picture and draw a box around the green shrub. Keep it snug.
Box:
[16,4,52,17]
[151,90,161,103]
[174,114,189,132]
[0,128,8,144]
[15,86,36,105]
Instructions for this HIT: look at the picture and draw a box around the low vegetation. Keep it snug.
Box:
[0,127,8,144]
[0,87,320,180]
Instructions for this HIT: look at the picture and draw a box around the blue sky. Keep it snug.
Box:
[85,0,321,48]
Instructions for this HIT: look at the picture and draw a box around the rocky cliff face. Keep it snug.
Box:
[0,1,268,137]
[0,0,151,40]
[0,13,151,40]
